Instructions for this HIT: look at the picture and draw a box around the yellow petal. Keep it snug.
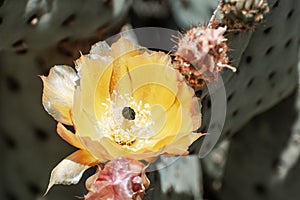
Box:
[80,136,163,162]
[190,97,202,131]
[111,37,140,59]
[76,55,113,114]
[89,40,111,57]
[176,81,202,131]
[147,99,182,151]
[92,38,154,119]
[41,65,78,125]
[123,53,175,109]
[57,123,83,149]
[126,51,171,70]
[78,136,116,162]
[67,149,99,166]
[133,77,200,152]
[107,38,141,96]
[73,55,113,137]
[110,61,185,151]
[127,61,179,105]
[148,74,201,151]
[45,149,98,194]
[164,133,204,155]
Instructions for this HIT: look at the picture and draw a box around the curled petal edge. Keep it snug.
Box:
[45,149,99,195]
[41,65,78,125]
[57,122,83,149]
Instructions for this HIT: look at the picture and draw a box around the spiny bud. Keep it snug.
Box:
[173,25,235,91]
[217,0,270,31]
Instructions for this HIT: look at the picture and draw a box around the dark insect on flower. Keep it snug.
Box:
[122,106,136,120]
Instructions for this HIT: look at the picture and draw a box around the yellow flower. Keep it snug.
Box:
[41,37,202,191]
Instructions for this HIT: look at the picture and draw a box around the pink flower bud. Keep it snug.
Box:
[173,26,235,90]
[85,157,149,200]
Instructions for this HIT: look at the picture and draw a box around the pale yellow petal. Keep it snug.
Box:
[134,107,197,153]
[75,55,113,115]
[73,55,113,137]
[135,89,200,153]
[45,149,97,194]
[109,59,133,97]
[107,37,149,95]
[80,136,163,162]
[89,41,111,56]
[164,133,204,155]
[128,63,179,110]
[147,99,182,151]
[111,37,140,59]
[127,51,171,69]
[190,97,202,130]
[57,123,83,149]
[147,72,201,151]
[41,65,78,125]
[107,41,140,95]
[176,81,202,131]
[78,136,114,162]
[67,149,99,166]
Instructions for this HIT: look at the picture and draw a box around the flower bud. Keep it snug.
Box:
[85,157,149,200]
[174,26,235,90]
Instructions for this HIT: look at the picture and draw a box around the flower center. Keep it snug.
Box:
[99,91,155,147]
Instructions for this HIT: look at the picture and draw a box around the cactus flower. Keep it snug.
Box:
[41,37,202,192]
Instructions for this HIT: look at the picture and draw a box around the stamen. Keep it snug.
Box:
[217,62,237,72]
[98,91,155,147]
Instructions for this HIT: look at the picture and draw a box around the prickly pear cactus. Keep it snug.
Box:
[152,0,300,199]
[0,0,300,200]
[198,0,299,145]
[199,0,300,200]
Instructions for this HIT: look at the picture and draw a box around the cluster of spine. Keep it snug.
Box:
[215,0,270,31]
[173,26,235,92]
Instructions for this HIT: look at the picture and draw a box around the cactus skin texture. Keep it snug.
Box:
[199,0,300,200]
